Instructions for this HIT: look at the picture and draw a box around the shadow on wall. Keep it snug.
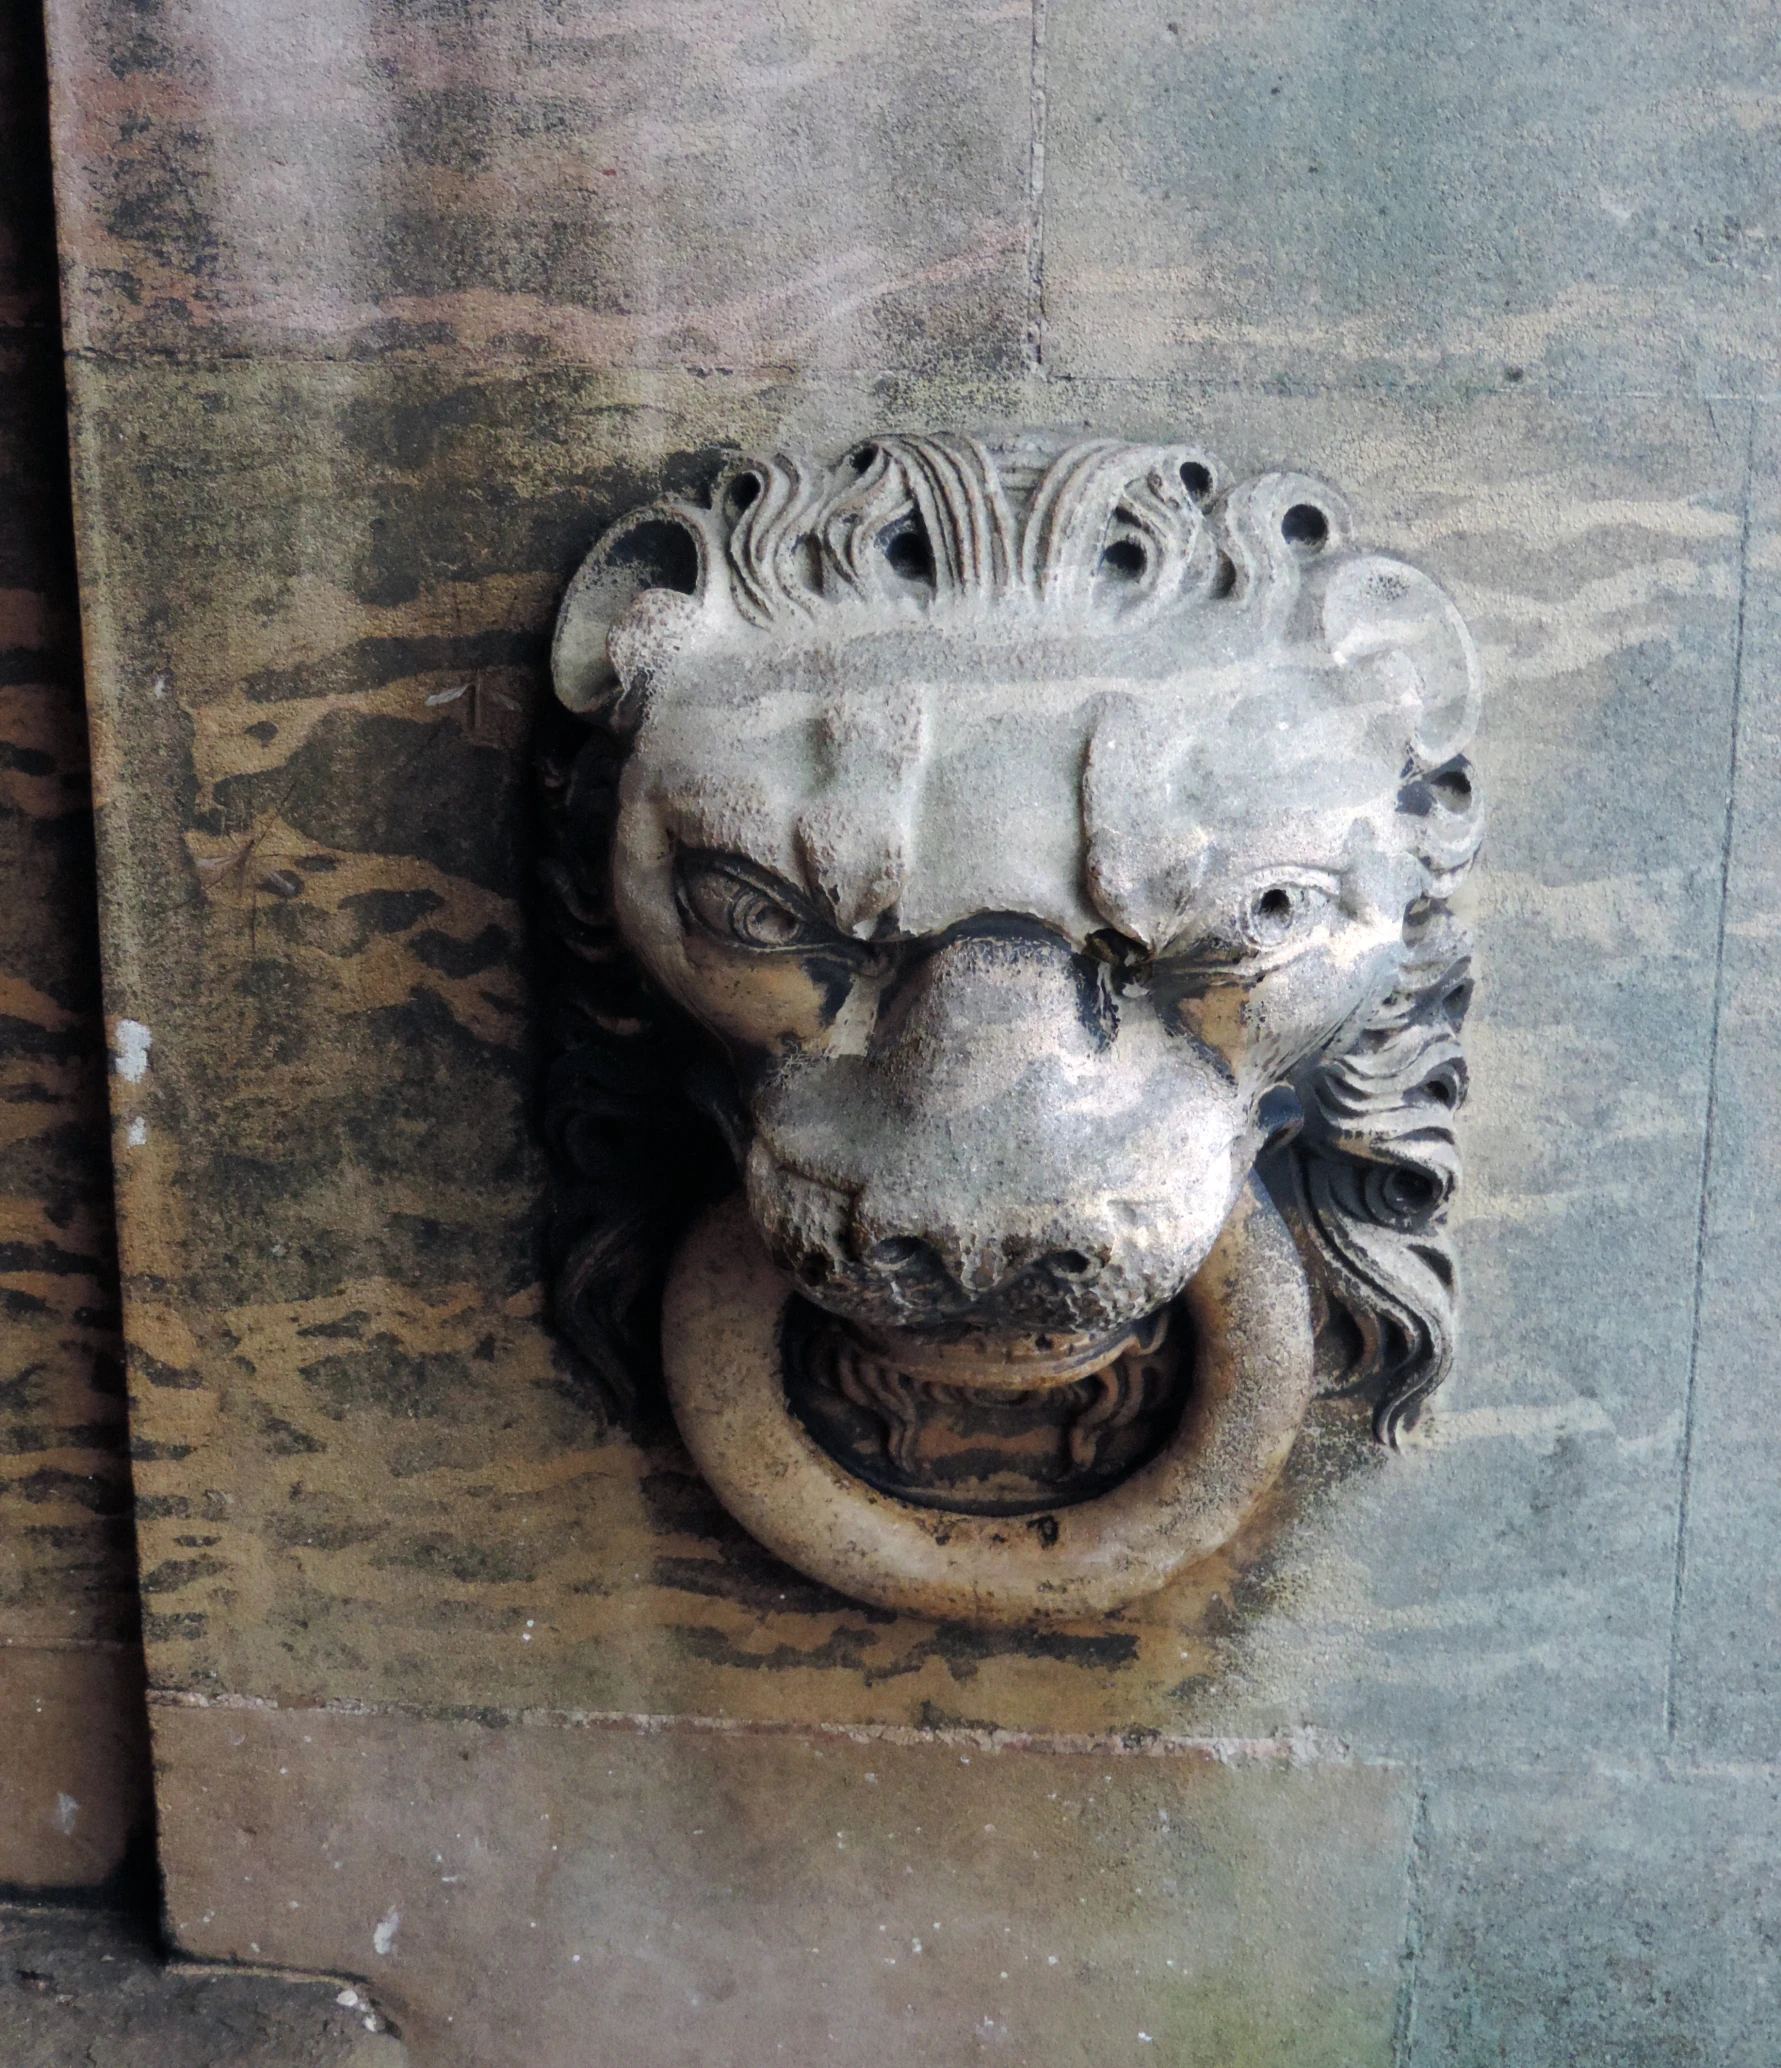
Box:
[0,0,152,1905]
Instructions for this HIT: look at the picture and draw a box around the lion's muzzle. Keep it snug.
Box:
[743,922,1260,1342]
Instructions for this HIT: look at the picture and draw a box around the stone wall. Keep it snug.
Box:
[0,0,147,1893]
[27,0,1781,2059]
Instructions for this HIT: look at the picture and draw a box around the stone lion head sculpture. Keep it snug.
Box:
[541,431,1481,1621]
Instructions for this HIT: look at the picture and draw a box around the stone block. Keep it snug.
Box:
[57,360,1752,1766]
[0,1646,149,1888]
[1041,0,1781,397]
[0,1904,405,2066]
[1667,402,1781,1758]
[153,1697,1415,2068]
[44,0,1035,373]
[1407,1764,1781,2065]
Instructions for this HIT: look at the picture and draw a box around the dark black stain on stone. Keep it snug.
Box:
[139,1555,228,1594]
[265,1511,386,1553]
[242,628,546,706]
[650,1555,893,1623]
[0,1014,94,1066]
[370,1534,538,1586]
[338,886,445,935]
[672,1623,886,1675]
[133,1495,191,1520]
[259,1415,325,1457]
[411,924,510,977]
[859,1622,1142,1687]
[142,1612,207,1644]
[210,712,519,896]
[0,1238,102,1276]
[3,1466,129,1514]
[181,984,538,1305]
[295,1311,372,1341]
[132,1347,202,1390]
[297,1335,472,1422]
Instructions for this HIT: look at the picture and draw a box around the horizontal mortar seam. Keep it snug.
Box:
[51,344,1781,408]
[145,1689,1385,1768]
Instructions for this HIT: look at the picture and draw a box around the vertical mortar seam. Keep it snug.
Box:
[1390,1774,1431,2067]
[1022,0,1050,375]
[1663,399,1759,1743]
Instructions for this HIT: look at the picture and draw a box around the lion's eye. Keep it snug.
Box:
[1240,882,1327,948]
[1171,876,1340,971]
[679,857,830,952]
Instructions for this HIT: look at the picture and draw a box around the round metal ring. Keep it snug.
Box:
[661,1174,1315,1624]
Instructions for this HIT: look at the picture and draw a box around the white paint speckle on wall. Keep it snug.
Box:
[113,1020,153,1083]
[126,1117,148,1146]
[53,1793,79,1835]
[373,1908,400,1957]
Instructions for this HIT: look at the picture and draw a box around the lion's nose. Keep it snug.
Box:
[951,1243,1104,1299]
[867,1232,1105,1301]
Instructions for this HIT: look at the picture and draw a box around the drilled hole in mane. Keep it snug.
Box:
[1211,552,1237,598]
[849,443,878,473]
[881,522,936,585]
[1179,460,1213,499]
[605,516,700,595]
[1429,765,1474,810]
[1439,979,1473,1027]
[726,471,761,514]
[1099,537,1147,582]
[1281,502,1329,550]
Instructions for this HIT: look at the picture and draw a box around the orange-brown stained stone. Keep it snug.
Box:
[153,1696,1415,2068]
[44,0,1034,372]
[0,0,147,1890]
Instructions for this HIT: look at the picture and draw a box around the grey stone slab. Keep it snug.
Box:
[153,1698,1416,2068]
[46,0,1035,373]
[1406,1764,1781,2066]
[1668,403,1781,1759]
[1040,0,1781,398]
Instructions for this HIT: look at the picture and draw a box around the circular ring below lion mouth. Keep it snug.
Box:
[661,1175,1315,1624]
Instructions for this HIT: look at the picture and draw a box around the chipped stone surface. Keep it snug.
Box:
[152,1697,1413,2068]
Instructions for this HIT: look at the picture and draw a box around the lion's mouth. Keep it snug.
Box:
[839,1306,1172,1389]
[781,1298,1191,1517]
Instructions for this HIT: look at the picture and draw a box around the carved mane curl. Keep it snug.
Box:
[540,433,1482,1440]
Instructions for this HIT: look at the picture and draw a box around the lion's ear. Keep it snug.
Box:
[552,505,716,732]
[1321,555,1481,765]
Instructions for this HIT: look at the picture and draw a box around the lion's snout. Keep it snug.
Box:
[743,925,1255,1339]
